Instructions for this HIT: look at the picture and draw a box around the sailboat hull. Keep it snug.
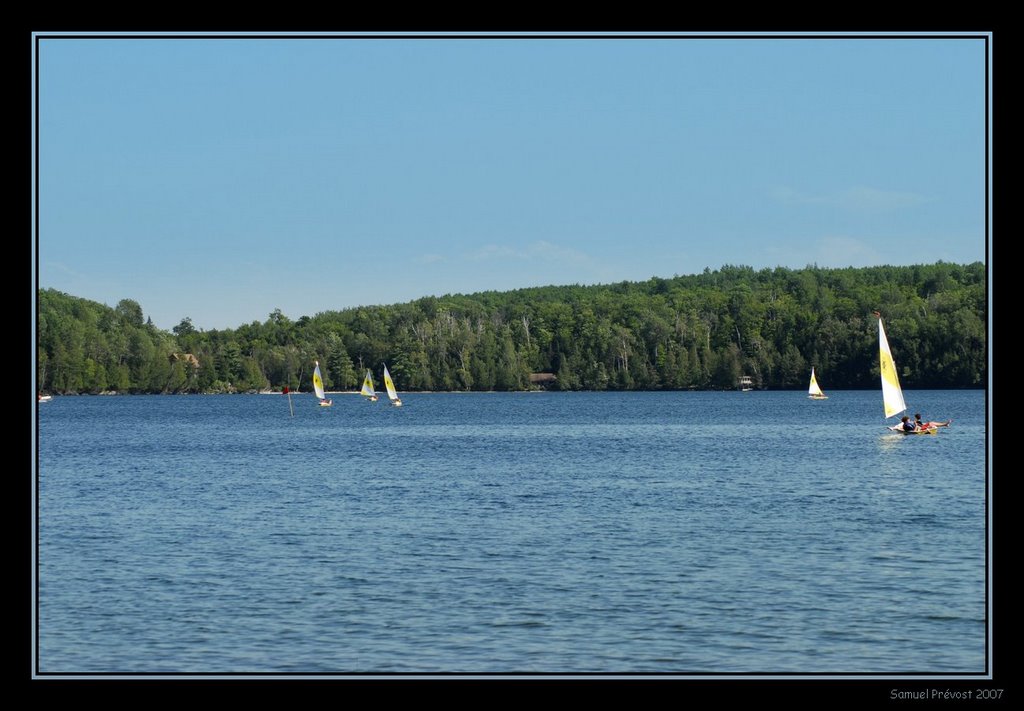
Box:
[887,424,938,435]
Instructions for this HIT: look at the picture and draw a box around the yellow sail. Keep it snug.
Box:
[360,370,377,399]
[808,368,827,399]
[313,360,327,400]
[383,364,402,406]
[878,318,906,418]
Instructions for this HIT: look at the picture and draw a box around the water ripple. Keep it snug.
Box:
[37,391,987,674]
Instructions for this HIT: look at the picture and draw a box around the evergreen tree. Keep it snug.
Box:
[36,262,987,394]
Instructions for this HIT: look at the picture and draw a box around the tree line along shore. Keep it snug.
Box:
[37,262,986,395]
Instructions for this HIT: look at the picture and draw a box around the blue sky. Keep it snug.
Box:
[35,33,989,331]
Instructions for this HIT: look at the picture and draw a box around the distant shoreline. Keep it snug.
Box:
[39,386,987,397]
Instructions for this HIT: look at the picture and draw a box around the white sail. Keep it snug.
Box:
[383,364,401,406]
[360,370,377,399]
[313,361,327,400]
[878,318,906,418]
[808,368,827,399]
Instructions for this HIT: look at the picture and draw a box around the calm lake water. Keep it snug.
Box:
[35,390,988,676]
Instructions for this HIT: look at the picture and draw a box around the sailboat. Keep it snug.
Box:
[807,368,828,400]
[313,360,332,407]
[360,369,379,402]
[878,316,934,434]
[382,364,402,407]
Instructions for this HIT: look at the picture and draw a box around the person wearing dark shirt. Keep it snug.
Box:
[914,413,951,429]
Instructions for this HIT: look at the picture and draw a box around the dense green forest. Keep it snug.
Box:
[36,262,986,395]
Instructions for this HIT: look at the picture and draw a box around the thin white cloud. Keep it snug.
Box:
[526,240,594,267]
[416,253,445,264]
[461,239,619,286]
[834,186,931,212]
[771,185,931,213]
[770,186,816,204]
[468,244,520,261]
[467,240,594,267]
[814,235,885,266]
[761,234,886,268]
[42,261,87,279]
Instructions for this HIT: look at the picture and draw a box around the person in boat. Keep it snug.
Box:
[900,415,918,432]
[914,413,951,429]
